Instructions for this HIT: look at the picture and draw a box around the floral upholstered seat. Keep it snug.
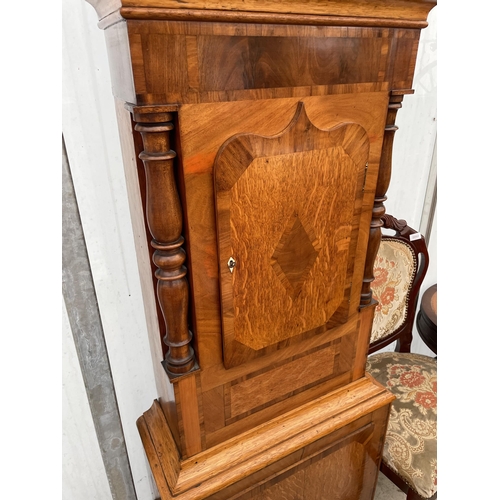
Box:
[366,352,437,498]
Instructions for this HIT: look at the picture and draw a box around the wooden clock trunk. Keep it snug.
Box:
[85,1,436,498]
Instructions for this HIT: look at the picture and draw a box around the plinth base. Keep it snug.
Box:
[137,376,394,500]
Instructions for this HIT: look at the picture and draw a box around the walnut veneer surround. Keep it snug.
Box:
[87,1,436,498]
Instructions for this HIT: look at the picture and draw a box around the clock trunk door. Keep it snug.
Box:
[214,102,370,368]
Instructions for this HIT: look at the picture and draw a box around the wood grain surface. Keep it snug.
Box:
[137,376,393,499]
[175,374,203,457]
[126,20,420,105]
[114,100,181,444]
[135,118,197,377]
[229,345,338,419]
[239,440,369,500]
[214,102,369,367]
[179,93,387,373]
[91,0,436,28]
[205,416,377,500]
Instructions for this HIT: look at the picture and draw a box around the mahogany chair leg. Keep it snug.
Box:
[380,462,437,500]
[407,486,437,500]
[407,489,423,500]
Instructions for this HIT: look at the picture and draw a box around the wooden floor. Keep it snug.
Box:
[374,472,406,499]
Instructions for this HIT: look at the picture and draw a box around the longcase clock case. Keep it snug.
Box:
[86,1,436,498]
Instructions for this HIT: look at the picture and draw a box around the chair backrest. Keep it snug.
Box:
[368,214,429,355]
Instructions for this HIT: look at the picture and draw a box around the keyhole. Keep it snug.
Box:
[228,257,236,273]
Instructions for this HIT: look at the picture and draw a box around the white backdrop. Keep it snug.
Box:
[62,3,437,498]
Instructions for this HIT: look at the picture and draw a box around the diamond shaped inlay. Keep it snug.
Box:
[271,213,321,299]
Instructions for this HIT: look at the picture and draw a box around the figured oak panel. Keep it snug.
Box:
[229,344,338,419]
[214,102,369,368]
[249,442,367,500]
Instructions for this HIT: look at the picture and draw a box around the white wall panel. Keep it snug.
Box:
[62,1,158,498]
[62,299,113,500]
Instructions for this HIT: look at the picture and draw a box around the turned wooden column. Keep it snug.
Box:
[134,114,197,379]
[360,91,407,306]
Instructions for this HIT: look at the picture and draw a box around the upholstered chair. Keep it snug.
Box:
[366,214,437,500]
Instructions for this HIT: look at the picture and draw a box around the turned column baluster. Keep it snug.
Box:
[360,92,405,306]
[135,117,196,378]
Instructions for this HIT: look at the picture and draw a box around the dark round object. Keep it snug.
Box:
[416,284,437,354]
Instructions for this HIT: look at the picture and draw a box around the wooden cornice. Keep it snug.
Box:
[88,0,436,30]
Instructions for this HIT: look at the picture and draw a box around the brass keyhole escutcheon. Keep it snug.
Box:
[228,257,236,273]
